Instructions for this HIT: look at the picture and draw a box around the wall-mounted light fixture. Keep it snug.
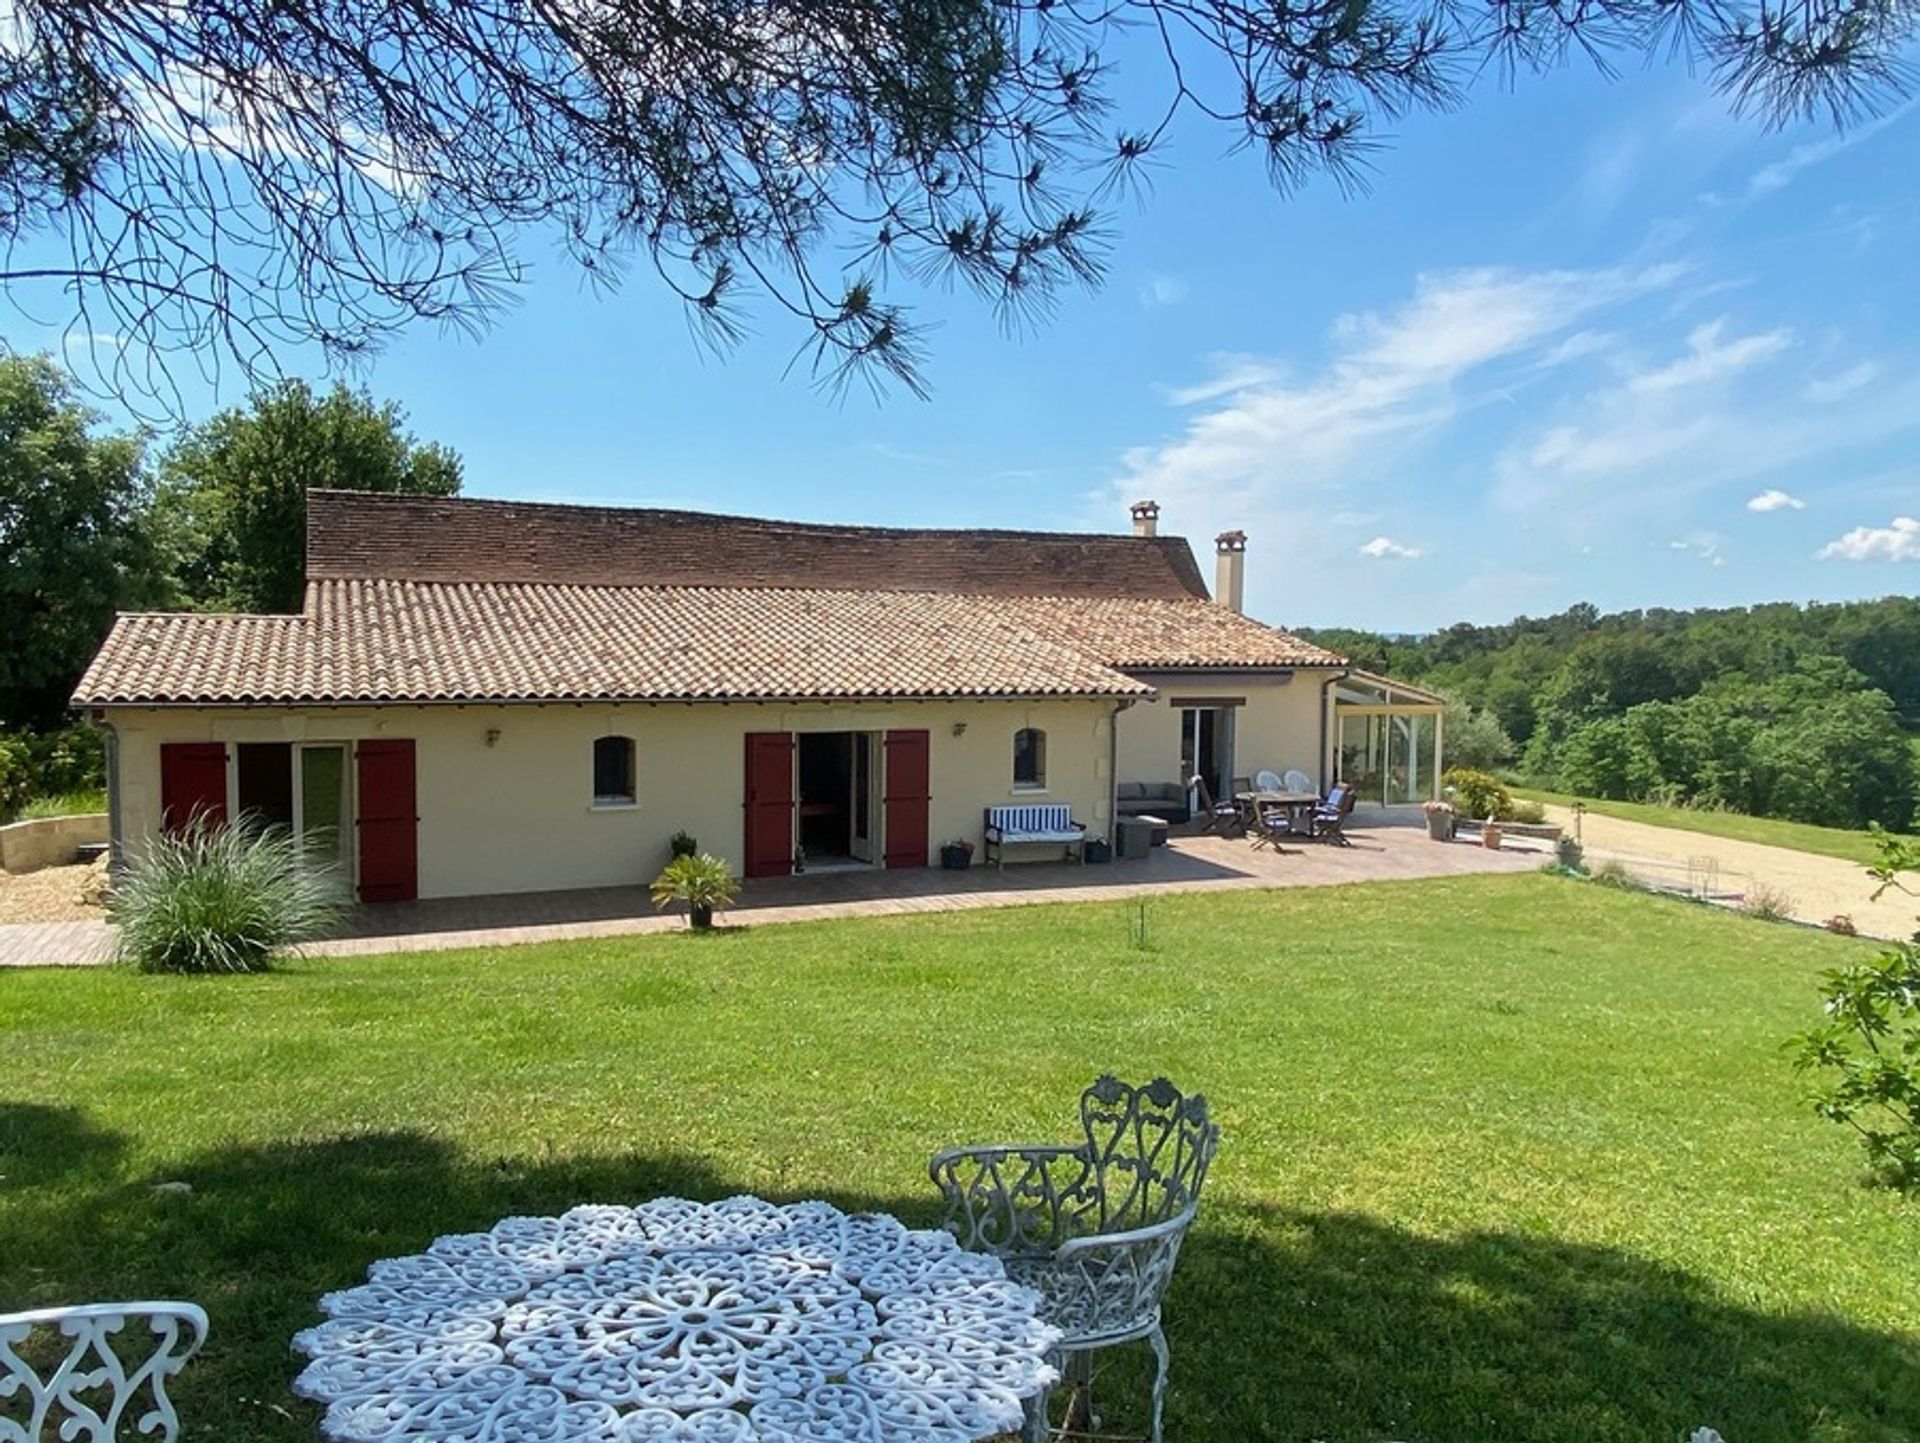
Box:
[485,727,502,748]
[951,721,968,737]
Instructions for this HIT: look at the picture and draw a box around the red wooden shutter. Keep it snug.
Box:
[159,743,227,835]
[743,732,796,879]
[882,729,931,870]
[355,740,418,903]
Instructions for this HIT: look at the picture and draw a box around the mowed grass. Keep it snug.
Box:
[1514,787,1892,866]
[4,873,1918,1442]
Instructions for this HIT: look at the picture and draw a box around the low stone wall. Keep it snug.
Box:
[0,813,109,875]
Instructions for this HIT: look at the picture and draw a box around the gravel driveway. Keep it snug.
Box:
[1544,805,1916,940]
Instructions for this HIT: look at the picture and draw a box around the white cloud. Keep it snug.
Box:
[1818,516,1920,562]
[1139,275,1190,308]
[1359,536,1424,560]
[1806,361,1879,403]
[1499,319,1797,491]
[1668,534,1727,567]
[1161,355,1286,407]
[1746,101,1918,199]
[1625,320,1792,394]
[1114,262,1684,517]
[1746,488,1806,512]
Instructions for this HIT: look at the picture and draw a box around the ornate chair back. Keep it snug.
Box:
[1072,1075,1219,1234]
[0,1303,207,1443]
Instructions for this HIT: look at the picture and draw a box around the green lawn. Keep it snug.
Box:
[1513,787,1889,866]
[4,874,1918,1442]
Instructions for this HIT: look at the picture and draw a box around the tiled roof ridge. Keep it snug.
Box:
[303,490,1214,601]
[307,487,1179,546]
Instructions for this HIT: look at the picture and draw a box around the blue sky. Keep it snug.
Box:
[24,52,1920,634]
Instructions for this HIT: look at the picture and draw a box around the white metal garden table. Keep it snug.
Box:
[292,1195,1059,1443]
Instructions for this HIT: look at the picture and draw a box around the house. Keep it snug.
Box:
[73,492,1445,902]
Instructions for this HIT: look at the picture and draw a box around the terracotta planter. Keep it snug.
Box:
[1481,826,1503,851]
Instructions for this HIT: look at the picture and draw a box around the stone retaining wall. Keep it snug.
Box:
[0,813,109,875]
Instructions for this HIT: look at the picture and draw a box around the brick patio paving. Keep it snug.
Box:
[0,815,1546,968]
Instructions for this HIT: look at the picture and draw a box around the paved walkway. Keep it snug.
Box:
[1547,805,1915,939]
[0,817,1543,968]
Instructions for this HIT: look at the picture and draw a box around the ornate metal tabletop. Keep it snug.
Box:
[293,1195,1059,1443]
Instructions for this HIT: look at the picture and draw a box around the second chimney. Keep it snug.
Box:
[1215,530,1247,612]
[1130,499,1160,537]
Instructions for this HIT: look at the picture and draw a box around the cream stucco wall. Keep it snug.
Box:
[101,697,1117,900]
[1113,671,1340,790]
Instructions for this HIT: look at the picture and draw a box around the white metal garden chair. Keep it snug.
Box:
[0,1303,207,1442]
[929,1075,1220,1442]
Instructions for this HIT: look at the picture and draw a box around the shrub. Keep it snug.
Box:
[111,822,347,973]
[16,789,107,820]
[1792,828,1920,1193]
[668,830,699,858]
[1508,799,1547,825]
[0,732,29,817]
[651,853,739,929]
[1441,767,1512,821]
[1740,881,1796,923]
[1591,859,1645,891]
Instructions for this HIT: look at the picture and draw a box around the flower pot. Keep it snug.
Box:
[1084,838,1112,864]
[689,903,715,930]
[1425,814,1455,842]
[1481,826,1503,851]
[939,844,973,870]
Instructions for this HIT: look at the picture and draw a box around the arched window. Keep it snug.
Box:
[592,735,636,806]
[1013,728,1046,789]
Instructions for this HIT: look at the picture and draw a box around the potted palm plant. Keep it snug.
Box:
[650,853,739,930]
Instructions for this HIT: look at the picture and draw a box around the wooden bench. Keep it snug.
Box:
[983,803,1087,868]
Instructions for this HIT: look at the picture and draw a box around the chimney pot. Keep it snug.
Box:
[1129,499,1160,538]
[1214,530,1247,612]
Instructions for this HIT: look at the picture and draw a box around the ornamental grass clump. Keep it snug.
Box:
[111,821,347,973]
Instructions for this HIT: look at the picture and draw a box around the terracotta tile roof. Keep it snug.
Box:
[74,581,1175,705]
[75,496,1346,707]
[305,491,1213,602]
[1001,596,1343,671]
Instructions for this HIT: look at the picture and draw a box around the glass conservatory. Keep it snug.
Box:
[1330,672,1446,807]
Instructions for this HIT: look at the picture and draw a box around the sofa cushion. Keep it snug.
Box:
[1117,782,1147,801]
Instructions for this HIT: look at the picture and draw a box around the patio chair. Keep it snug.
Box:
[1282,768,1313,794]
[1253,768,1282,792]
[929,1076,1220,1443]
[1309,784,1357,847]
[1189,776,1241,835]
[1247,799,1292,851]
[0,1302,208,1442]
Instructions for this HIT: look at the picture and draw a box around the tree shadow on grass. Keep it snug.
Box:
[0,1127,952,1442]
[4,1132,1917,1443]
[0,1101,126,1188]
[1167,1203,1920,1443]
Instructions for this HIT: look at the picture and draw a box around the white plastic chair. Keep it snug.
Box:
[1282,768,1313,794]
[1253,769,1282,791]
[0,1303,208,1442]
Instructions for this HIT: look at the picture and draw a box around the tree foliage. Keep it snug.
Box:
[157,380,461,613]
[1793,829,1920,1194]
[0,353,166,728]
[4,0,1915,405]
[1305,598,1920,831]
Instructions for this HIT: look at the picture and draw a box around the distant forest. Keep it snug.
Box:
[1302,598,1920,832]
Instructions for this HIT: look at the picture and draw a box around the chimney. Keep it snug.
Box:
[1214,530,1247,612]
[1129,499,1160,538]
